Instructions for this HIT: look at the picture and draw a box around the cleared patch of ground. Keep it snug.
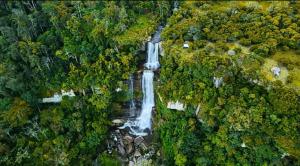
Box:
[261,58,289,83]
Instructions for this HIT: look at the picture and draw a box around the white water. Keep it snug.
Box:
[136,70,155,130]
[120,39,160,136]
[144,42,160,70]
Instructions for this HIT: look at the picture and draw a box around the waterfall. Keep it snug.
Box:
[144,42,160,70]
[136,70,154,130]
[128,75,136,117]
[120,29,160,136]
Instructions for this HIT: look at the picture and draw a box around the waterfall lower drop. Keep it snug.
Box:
[120,38,160,136]
[137,70,154,130]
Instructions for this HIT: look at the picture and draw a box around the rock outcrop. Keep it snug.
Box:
[107,129,155,166]
[167,101,185,111]
[42,89,75,103]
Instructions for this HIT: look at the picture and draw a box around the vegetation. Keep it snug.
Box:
[156,1,300,165]
[1,1,299,165]
[0,1,171,165]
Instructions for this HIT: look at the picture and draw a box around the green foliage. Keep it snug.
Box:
[0,1,170,165]
[156,1,300,165]
[98,152,121,166]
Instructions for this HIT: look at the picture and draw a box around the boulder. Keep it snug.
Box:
[134,136,144,146]
[134,150,141,157]
[126,143,134,154]
[112,119,124,126]
[129,161,134,166]
[118,144,126,156]
[119,137,124,147]
[124,135,134,144]
[227,50,236,56]
[167,101,185,111]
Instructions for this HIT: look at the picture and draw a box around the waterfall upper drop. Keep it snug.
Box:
[119,27,161,136]
[144,42,160,70]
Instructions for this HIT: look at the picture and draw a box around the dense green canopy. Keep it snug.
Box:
[156,1,300,165]
[0,1,170,165]
[0,1,299,166]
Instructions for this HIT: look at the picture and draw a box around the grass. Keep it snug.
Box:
[288,68,300,90]
[272,50,300,68]
[258,49,300,91]
[261,58,289,83]
[270,50,300,90]
[114,14,158,46]
[227,42,251,55]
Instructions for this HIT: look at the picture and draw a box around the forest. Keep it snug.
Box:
[0,1,299,166]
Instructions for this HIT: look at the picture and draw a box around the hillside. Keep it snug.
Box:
[156,1,300,165]
[0,1,299,166]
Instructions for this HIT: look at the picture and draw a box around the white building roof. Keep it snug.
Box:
[271,67,281,76]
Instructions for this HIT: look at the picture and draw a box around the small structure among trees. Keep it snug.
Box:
[271,66,281,76]
[183,41,189,48]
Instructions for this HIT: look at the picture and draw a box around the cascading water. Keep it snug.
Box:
[144,42,159,70]
[120,28,161,136]
[136,70,154,130]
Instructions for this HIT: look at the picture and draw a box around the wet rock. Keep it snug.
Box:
[134,136,144,146]
[118,144,126,156]
[143,128,151,135]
